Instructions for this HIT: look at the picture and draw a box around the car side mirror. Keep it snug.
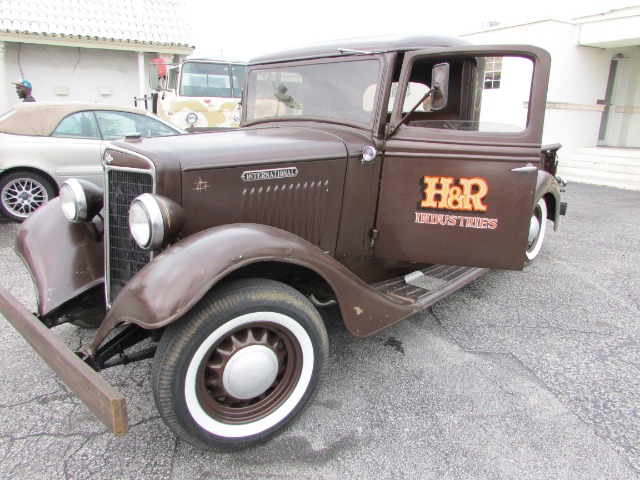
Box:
[430,63,450,111]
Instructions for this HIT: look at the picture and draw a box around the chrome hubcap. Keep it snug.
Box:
[222,345,279,400]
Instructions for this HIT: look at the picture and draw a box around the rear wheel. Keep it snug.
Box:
[525,197,548,265]
[0,171,55,222]
[151,279,328,451]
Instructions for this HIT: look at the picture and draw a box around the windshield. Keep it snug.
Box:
[245,58,381,125]
[179,62,245,98]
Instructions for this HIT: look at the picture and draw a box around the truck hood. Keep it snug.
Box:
[110,126,350,171]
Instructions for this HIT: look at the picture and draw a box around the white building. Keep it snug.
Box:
[463,6,640,190]
[0,0,194,112]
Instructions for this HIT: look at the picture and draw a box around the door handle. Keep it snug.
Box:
[510,163,538,173]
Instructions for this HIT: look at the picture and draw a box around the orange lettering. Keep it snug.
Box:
[420,176,489,212]
[459,177,489,212]
[421,176,454,209]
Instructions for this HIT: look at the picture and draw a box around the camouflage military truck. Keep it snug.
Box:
[150,58,246,131]
[0,35,566,452]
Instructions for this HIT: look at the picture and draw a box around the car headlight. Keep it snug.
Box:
[60,178,103,223]
[186,112,198,125]
[129,193,185,250]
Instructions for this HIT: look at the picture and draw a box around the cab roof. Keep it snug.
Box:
[248,34,471,65]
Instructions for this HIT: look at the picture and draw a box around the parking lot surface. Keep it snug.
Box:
[1,182,639,479]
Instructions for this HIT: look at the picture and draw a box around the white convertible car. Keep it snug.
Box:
[0,102,186,221]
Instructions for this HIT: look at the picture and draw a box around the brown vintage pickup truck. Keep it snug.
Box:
[0,35,566,451]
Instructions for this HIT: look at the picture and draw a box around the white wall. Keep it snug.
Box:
[2,42,160,112]
[608,47,640,148]
[463,20,638,155]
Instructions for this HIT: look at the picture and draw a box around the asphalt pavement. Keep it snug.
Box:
[0,182,639,479]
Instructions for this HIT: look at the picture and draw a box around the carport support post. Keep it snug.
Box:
[0,42,8,112]
[137,51,146,110]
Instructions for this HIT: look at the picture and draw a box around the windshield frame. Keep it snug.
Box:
[242,55,386,130]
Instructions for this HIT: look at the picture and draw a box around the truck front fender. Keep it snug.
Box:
[16,199,104,317]
[98,224,418,347]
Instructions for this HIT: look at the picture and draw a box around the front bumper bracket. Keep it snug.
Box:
[0,285,128,435]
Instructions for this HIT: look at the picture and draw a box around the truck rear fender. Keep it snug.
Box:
[535,170,561,231]
[98,224,417,348]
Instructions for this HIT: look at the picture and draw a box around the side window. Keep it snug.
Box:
[402,55,534,133]
[477,56,532,131]
[390,82,431,113]
[52,112,100,139]
[95,111,136,139]
[95,111,177,139]
[484,57,502,89]
[231,65,246,97]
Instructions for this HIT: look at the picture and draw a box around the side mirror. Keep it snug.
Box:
[430,63,450,111]
[149,64,161,91]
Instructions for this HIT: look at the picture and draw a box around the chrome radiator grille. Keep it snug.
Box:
[107,169,153,303]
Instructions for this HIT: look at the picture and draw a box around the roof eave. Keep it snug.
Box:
[0,31,194,55]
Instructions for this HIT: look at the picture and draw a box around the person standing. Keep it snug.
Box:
[151,55,169,89]
[12,79,36,102]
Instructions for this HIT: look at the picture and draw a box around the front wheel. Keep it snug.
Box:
[151,279,329,451]
[0,171,55,222]
[525,197,548,265]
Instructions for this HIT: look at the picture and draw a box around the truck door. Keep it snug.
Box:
[155,66,179,124]
[374,46,551,270]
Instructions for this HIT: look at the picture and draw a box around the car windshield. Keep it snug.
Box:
[245,58,381,125]
[180,62,245,98]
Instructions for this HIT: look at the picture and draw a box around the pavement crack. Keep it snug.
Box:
[0,390,67,409]
[63,436,93,479]
[431,302,640,475]
[1,431,101,441]
[170,436,179,476]
[128,415,162,429]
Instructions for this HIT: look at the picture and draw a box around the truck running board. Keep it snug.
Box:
[372,265,489,308]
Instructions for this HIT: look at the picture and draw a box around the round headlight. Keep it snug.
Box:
[60,178,103,223]
[60,181,84,222]
[186,112,198,125]
[129,194,164,250]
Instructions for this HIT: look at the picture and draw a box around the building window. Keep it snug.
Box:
[484,57,502,90]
